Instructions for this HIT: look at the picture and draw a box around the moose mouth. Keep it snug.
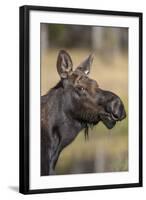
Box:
[99,112,118,129]
[74,107,126,129]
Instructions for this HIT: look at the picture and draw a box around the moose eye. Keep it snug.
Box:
[79,87,86,92]
[75,86,87,96]
[81,87,84,90]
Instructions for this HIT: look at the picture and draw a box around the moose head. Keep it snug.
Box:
[57,50,126,128]
[41,50,126,176]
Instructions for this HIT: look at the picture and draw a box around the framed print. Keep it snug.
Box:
[19,5,143,194]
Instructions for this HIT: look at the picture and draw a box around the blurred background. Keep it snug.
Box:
[41,23,128,175]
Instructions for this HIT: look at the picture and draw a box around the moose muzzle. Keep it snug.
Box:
[97,90,126,129]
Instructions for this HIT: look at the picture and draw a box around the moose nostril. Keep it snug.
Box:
[106,98,126,121]
[113,103,126,120]
[112,112,119,120]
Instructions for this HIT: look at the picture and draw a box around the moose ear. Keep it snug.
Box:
[57,50,73,79]
[76,54,94,75]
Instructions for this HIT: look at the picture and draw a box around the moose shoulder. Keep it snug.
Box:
[41,50,126,176]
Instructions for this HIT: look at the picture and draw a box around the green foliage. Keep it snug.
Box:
[49,24,66,46]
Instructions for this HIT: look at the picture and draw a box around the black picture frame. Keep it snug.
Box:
[19,5,143,194]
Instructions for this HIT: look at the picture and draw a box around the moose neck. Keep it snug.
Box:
[50,81,86,147]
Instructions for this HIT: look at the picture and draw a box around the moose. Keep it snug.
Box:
[41,50,126,176]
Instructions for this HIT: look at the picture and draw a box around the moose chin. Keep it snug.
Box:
[41,50,126,176]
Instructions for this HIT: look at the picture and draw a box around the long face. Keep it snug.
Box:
[57,50,126,129]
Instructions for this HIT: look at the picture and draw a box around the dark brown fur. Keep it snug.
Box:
[41,50,126,175]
